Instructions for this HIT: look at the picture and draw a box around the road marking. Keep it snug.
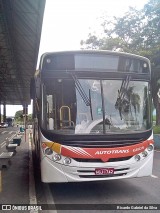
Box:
[1,142,6,148]
[29,132,38,213]
[1,131,7,134]
[8,134,16,142]
[9,131,13,134]
[151,175,158,178]
[43,184,57,213]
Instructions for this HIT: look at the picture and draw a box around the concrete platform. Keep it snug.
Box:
[0,130,33,212]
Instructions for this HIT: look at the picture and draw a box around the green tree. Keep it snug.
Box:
[14,110,23,120]
[14,110,33,125]
[81,0,160,124]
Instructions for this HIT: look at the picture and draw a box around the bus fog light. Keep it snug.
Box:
[142,151,148,157]
[63,157,71,165]
[135,155,141,161]
[147,144,153,151]
[45,148,53,155]
[53,154,61,161]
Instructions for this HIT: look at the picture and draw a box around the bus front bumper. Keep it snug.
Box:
[40,151,154,183]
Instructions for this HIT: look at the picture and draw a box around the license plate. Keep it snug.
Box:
[95,168,114,175]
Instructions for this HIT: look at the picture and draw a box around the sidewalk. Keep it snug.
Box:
[0,129,32,212]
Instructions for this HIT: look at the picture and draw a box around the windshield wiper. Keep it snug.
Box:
[71,73,90,106]
[69,72,93,120]
[115,75,131,119]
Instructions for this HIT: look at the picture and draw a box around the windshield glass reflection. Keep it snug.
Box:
[43,79,151,134]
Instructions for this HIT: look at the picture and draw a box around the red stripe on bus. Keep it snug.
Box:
[61,140,154,162]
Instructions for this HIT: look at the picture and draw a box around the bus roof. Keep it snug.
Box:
[40,50,150,66]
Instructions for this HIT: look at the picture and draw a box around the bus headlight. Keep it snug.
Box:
[142,151,148,157]
[63,157,71,165]
[53,154,61,161]
[147,144,153,152]
[45,148,53,155]
[135,155,141,161]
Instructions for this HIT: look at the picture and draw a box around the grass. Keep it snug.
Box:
[153,115,156,121]
[153,125,160,134]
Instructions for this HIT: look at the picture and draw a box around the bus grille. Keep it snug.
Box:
[73,156,132,163]
[79,173,127,178]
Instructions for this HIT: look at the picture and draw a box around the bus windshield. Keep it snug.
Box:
[42,78,151,135]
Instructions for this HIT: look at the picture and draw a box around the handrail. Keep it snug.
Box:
[60,106,71,127]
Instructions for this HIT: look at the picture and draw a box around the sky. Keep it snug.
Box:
[38,0,148,57]
[5,0,148,116]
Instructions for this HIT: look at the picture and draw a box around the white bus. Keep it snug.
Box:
[31,50,154,183]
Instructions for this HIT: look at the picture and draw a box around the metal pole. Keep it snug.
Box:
[3,102,6,122]
[24,104,28,142]
[24,114,26,142]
